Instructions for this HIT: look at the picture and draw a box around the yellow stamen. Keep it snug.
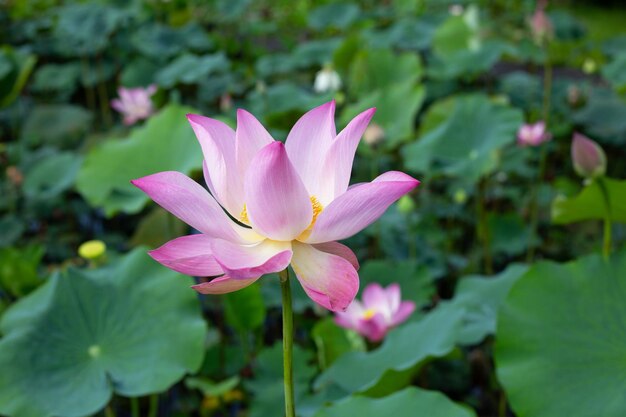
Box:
[240,204,249,224]
[297,196,324,240]
[309,195,323,226]
[363,308,377,320]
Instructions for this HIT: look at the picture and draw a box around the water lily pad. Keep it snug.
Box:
[76,104,203,216]
[0,248,206,417]
[552,178,626,224]
[402,94,523,183]
[313,387,476,417]
[495,251,626,417]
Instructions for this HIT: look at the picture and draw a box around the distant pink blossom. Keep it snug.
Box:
[334,283,415,342]
[529,0,553,44]
[571,132,606,178]
[517,121,551,147]
[111,85,157,125]
[132,101,419,312]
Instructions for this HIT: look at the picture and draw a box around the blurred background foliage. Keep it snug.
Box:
[1,0,626,416]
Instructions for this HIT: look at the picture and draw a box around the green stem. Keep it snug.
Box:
[527,45,552,262]
[526,146,548,262]
[597,177,612,259]
[148,394,158,417]
[279,268,296,417]
[104,404,116,417]
[96,56,113,129]
[130,398,139,417]
[81,57,96,117]
[477,179,493,274]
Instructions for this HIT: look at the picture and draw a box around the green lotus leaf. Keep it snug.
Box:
[402,94,523,183]
[450,264,529,345]
[315,304,464,396]
[76,104,203,216]
[495,251,626,417]
[155,53,229,88]
[348,48,423,98]
[21,104,92,148]
[552,178,626,224]
[313,387,476,417]
[308,3,361,30]
[23,152,83,200]
[0,248,206,417]
[342,82,425,148]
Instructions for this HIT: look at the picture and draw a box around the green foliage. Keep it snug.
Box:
[552,178,626,224]
[0,245,45,298]
[402,94,523,183]
[0,46,36,108]
[21,105,92,148]
[223,284,266,332]
[155,53,230,88]
[316,304,464,396]
[358,259,435,309]
[449,264,529,345]
[313,387,476,417]
[23,152,83,200]
[76,104,203,216]
[0,249,206,417]
[246,343,316,417]
[496,251,626,417]
[312,317,365,370]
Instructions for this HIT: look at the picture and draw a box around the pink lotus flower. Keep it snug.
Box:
[571,132,606,179]
[334,283,415,342]
[111,85,157,125]
[517,121,551,147]
[131,101,419,311]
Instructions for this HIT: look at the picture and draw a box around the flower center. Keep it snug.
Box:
[240,204,249,224]
[297,196,323,240]
[240,197,324,237]
[362,308,377,320]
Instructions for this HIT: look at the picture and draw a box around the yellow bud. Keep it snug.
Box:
[201,395,220,410]
[222,389,244,403]
[453,189,467,205]
[78,240,106,260]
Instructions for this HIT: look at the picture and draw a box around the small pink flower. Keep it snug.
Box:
[517,121,551,147]
[571,132,606,179]
[334,283,415,342]
[111,85,157,125]
[529,0,553,44]
[131,101,419,312]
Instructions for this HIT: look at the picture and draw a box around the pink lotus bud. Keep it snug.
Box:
[363,123,385,146]
[517,121,551,147]
[571,133,606,178]
[529,1,553,44]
